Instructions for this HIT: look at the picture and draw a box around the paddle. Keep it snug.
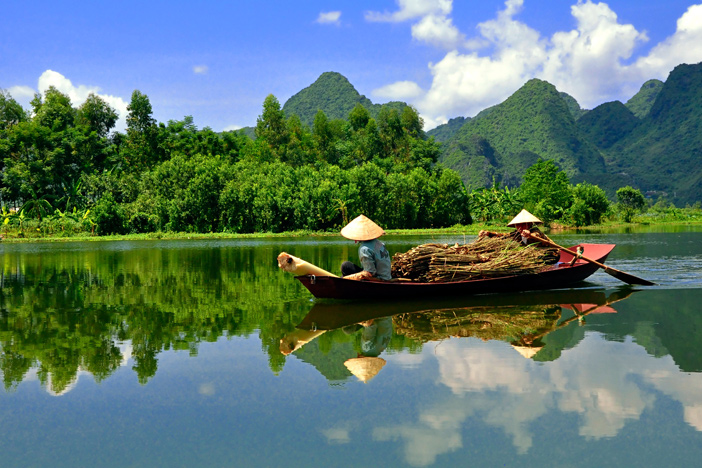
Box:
[525,233,655,286]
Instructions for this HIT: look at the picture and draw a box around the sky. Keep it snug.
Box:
[3,0,702,132]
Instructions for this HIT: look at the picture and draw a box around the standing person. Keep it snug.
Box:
[340,214,392,281]
[479,209,552,245]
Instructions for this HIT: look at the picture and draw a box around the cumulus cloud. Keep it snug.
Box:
[366,0,463,49]
[27,70,130,131]
[373,80,425,100]
[633,4,702,78]
[7,85,35,100]
[370,0,702,129]
[193,65,209,75]
[365,0,452,22]
[316,11,342,25]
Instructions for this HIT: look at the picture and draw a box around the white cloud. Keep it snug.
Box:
[34,70,129,131]
[193,65,209,75]
[373,80,424,100]
[370,0,702,129]
[633,4,702,78]
[366,0,462,49]
[411,14,465,49]
[540,1,648,107]
[316,11,342,25]
[223,124,242,131]
[7,85,35,100]
[365,0,452,22]
[198,382,216,396]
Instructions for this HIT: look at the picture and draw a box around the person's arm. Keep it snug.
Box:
[345,270,373,280]
[479,230,508,238]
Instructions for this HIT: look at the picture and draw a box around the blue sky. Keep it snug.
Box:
[3,0,702,132]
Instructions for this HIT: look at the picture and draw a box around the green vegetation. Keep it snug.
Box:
[625,79,664,118]
[282,71,408,128]
[438,62,702,206]
[1,85,470,237]
[441,78,605,189]
[3,65,702,241]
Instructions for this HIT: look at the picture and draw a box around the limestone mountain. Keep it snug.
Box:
[440,78,605,189]
[601,62,702,202]
[426,116,469,143]
[576,101,639,150]
[281,71,407,127]
[625,79,664,118]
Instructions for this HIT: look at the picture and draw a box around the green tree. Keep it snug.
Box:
[518,159,573,223]
[616,186,646,222]
[0,89,28,130]
[255,94,289,159]
[76,93,118,138]
[123,90,159,170]
[31,86,75,131]
[567,182,610,226]
[348,103,370,131]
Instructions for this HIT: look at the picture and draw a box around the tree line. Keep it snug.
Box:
[0,86,685,237]
[1,88,471,235]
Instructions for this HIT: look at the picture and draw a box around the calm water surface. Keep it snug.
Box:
[2,227,702,467]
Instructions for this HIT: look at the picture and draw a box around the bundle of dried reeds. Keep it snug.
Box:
[391,236,558,282]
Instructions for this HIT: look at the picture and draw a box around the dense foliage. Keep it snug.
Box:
[281,71,408,128]
[624,79,664,119]
[0,87,470,235]
[440,79,605,189]
[435,62,702,206]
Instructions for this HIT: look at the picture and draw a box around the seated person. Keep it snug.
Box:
[340,214,392,281]
[479,209,552,246]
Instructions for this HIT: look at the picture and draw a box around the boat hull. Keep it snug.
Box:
[295,243,615,300]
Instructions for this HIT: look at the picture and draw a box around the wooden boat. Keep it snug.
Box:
[295,243,616,300]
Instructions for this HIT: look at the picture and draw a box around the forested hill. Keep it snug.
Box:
[438,79,605,189]
[282,71,408,127]
[435,62,702,204]
[599,62,702,202]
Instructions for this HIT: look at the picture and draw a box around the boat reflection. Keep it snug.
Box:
[281,288,638,382]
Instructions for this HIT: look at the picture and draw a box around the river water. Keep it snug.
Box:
[1,227,702,467]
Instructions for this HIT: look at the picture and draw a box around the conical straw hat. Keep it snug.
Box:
[507,209,542,227]
[344,357,386,383]
[340,215,385,241]
[511,345,544,359]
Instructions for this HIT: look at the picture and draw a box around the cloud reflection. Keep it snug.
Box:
[373,334,702,466]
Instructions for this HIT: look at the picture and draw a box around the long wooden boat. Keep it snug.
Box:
[295,243,615,300]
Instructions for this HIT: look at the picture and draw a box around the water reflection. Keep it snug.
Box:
[376,332,702,465]
[3,233,702,466]
[284,288,635,382]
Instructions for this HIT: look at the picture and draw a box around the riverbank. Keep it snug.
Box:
[3,218,702,243]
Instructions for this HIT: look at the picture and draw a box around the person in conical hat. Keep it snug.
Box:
[340,215,392,281]
[479,209,553,247]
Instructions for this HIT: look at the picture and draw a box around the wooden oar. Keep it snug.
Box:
[525,233,655,286]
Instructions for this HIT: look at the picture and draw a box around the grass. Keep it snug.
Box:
[3,212,702,244]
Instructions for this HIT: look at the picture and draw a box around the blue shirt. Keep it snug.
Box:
[359,239,392,280]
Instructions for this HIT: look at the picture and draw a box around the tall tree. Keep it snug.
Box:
[31,86,75,131]
[255,94,289,159]
[518,159,574,223]
[0,89,27,131]
[124,90,159,170]
[76,93,118,138]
